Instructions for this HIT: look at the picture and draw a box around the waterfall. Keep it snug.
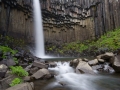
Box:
[33,0,45,57]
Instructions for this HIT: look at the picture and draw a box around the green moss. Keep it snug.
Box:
[10,66,28,77]
[10,78,22,87]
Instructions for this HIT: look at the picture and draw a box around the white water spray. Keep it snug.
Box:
[33,0,45,57]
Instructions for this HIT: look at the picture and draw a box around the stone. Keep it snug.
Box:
[92,65,103,70]
[82,58,89,62]
[32,68,50,79]
[76,61,94,74]
[6,82,34,90]
[49,62,57,68]
[112,54,120,73]
[58,81,66,86]
[70,58,81,67]
[24,76,31,82]
[32,61,48,69]
[88,59,98,66]
[0,75,16,90]
[97,52,115,62]
[29,67,39,75]
[6,58,16,67]
[0,64,8,78]
[25,64,32,72]
[98,59,105,64]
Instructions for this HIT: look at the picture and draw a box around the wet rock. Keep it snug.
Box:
[82,58,89,62]
[32,61,48,69]
[70,58,81,67]
[98,59,105,64]
[6,82,34,90]
[76,61,95,74]
[112,54,120,73]
[58,81,66,86]
[32,68,50,79]
[29,67,39,75]
[49,62,57,68]
[0,64,8,78]
[97,52,115,62]
[92,65,103,70]
[88,59,98,66]
[104,63,114,73]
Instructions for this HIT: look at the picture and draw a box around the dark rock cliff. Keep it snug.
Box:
[0,0,120,44]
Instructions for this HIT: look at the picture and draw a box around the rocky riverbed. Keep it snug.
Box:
[0,48,120,90]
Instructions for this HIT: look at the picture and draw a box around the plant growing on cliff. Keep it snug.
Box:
[57,28,120,54]
[10,78,22,87]
[10,66,28,77]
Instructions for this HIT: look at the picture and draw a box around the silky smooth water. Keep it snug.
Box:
[34,61,120,90]
[33,0,45,57]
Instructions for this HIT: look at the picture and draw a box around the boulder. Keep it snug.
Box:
[70,58,81,67]
[6,82,34,90]
[88,59,98,66]
[32,61,48,69]
[32,68,50,79]
[112,54,120,72]
[0,64,8,78]
[49,62,57,68]
[0,75,16,90]
[98,59,105,64]
[97,52,114,62]
[76,61,94,74]
[82,58,89,62]
[29,67,39,75]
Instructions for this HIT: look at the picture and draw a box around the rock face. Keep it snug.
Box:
[1,0,120,44]
[6,82,34,90]
[76,61,95,74]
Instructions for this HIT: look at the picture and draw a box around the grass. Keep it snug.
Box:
[55,28,120,54]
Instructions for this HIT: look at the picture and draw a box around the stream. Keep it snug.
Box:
[34,58,120,90]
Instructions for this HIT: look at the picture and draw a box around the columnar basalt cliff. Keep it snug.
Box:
[41,0,120,44]
[0,0,120,44]
[0,0,33,43]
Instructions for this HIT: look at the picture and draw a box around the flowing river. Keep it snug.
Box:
[34,60,120,90]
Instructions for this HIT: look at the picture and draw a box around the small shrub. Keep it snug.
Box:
[10,78,22,87]
[10,66,28,77]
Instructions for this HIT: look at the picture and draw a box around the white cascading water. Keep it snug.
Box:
[33,0,45,57]
[46,61,119,90]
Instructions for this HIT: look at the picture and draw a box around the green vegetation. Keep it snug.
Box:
[0,45,18,59]
[0,45,17,55]
[10,66,28,77]
[9,78,22,87]
[55,28,120,54]
[0,36,25,47]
